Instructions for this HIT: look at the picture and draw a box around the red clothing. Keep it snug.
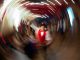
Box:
[36,29,46,45]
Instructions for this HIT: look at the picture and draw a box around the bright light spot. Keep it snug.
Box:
[41,2,49,5]
[64,0,68,5]
[30,2,42,5]
[41,32,44,36]
[13,8,21,31]
[0,0,12,21]
[35,3,41,4]
[71,0,75,4]
[47,5,55,13]
[30,2,48,5]
[2,0,42,32]
[47,0,55,5]
[67,7,75,26]
[7,6,22,31]
[55,0,62,5]
[42,15,47,18]
[3,0,12,6]
[21,2,30,6]
[44,14,49,18]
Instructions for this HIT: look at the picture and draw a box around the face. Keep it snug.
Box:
[40,26,45,30]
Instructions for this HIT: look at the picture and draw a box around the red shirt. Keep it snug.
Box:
[36,29,46,44]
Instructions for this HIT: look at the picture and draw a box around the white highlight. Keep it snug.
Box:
[0,0,12,21]
[13,8,21,31]
[41,2,49,5]
[71,0,75,4]
[67,7,75,26]
[55,0,62,5]
[41,32,44,36]
[1,0,43,33]
[64,0,68,5]
[47,0,55,5]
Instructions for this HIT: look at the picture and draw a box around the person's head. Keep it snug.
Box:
[39,23,46,30]
[40,25,45,30]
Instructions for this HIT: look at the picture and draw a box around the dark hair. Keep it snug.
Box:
[39,23,47,28]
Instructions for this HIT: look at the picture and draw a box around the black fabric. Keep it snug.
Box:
[24,42,37,58]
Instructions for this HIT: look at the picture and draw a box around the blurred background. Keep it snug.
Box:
[0,0,80,60]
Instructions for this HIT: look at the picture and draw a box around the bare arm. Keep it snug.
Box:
[30,23,38,31]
